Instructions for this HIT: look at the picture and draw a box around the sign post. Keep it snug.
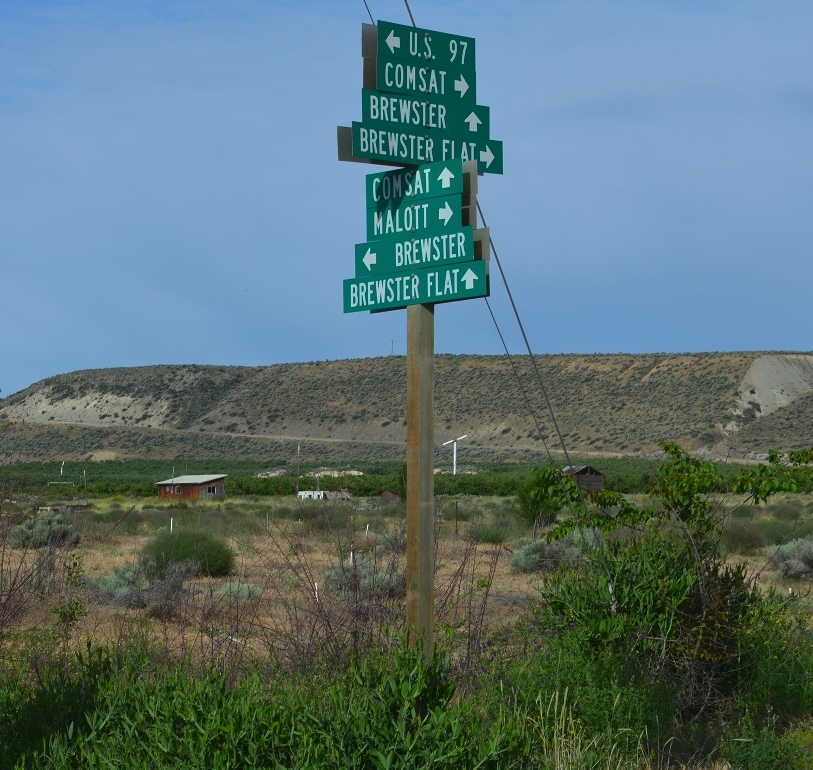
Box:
[339,19,502,657]
[406,302,434,657]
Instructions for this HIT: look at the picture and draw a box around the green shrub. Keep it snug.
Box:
[142,531,233,578]
[773,537,813,580]
[721,518,767,555]
[510,529,600,573]
[441,506,473,522]
[85,564,145,607]
[218,582,261,601]
[770,501,804,522]
[468,523,504,544]
[756,517,813,545]
[379,527,406,553]
[9,512,79,549]
[323,546,405,598]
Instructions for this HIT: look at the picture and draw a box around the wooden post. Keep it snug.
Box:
[406,302,434,658]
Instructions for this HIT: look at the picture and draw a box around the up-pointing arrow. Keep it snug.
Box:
[464,112,481,132]
[453,75,469,98]
[461,268,478,290]
[437,167,455,188]
[362,248,377,271]
[438,201,453,226]
[479,145,495,168]
[385,30,400,54]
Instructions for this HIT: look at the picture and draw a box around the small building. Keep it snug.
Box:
[156,474,227,500]
[297,490,328,500]
[562,465,604,492]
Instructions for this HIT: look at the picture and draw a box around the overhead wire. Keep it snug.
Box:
[402,0,417,27]
[476,201,579,475]
[484,298,555,465]
[362,0,374,24]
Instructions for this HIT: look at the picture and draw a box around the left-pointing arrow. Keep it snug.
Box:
[461,268,478,290]
[363,248,377,271]
[454,75,469,98]
[438,201,453,226]
[386,30,400,53]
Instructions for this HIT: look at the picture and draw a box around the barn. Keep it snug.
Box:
[562,465,604,492]
[156,474,227,501]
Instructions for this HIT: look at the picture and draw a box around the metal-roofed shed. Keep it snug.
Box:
[156,474,227,501]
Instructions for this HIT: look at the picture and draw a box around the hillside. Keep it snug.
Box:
[1,352,812,463]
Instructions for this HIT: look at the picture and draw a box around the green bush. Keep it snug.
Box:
[85,564,145,607]
[218,582,261,601]
[441,507,472,522]
[141,531,233,578]
[510,529,600,573]
[773,537,813,580]
[721,518,767,555]
[468,523,504,544]
[755,516,813,545]
[9,512,79,549]
[323,546,405,598]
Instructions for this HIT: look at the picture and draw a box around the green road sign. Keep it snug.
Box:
[377,21,476,75]
[366,159,465,207]
[355,225,474,278]
[344,258,488,313]
[362,89,490,143]
[352,121,503,174]
[375,55,476,103]
[367,194,464,240]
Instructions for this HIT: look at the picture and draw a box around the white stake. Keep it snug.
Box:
[170,518,173,533]
[314,582,319,603]
[365,523,369,538]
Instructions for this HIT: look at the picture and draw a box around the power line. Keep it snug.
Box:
[477,200,578,474]
[403,0,417,27]
[484,297,554,465]
[362,0,374,24]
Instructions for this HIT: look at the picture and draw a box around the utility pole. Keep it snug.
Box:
[406,303,434,658]
[296,444,301,496]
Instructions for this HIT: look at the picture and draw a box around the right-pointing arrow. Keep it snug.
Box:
[454,75,469,98]
[385,30,400,54]
[437,167,455,188]
[362,248,376,271]
[464,112,481,132]
[462,268,478,290]
[438,201,453,226]
[479,145,494,168]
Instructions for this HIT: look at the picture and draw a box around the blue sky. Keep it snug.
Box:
[1,0,811,396]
